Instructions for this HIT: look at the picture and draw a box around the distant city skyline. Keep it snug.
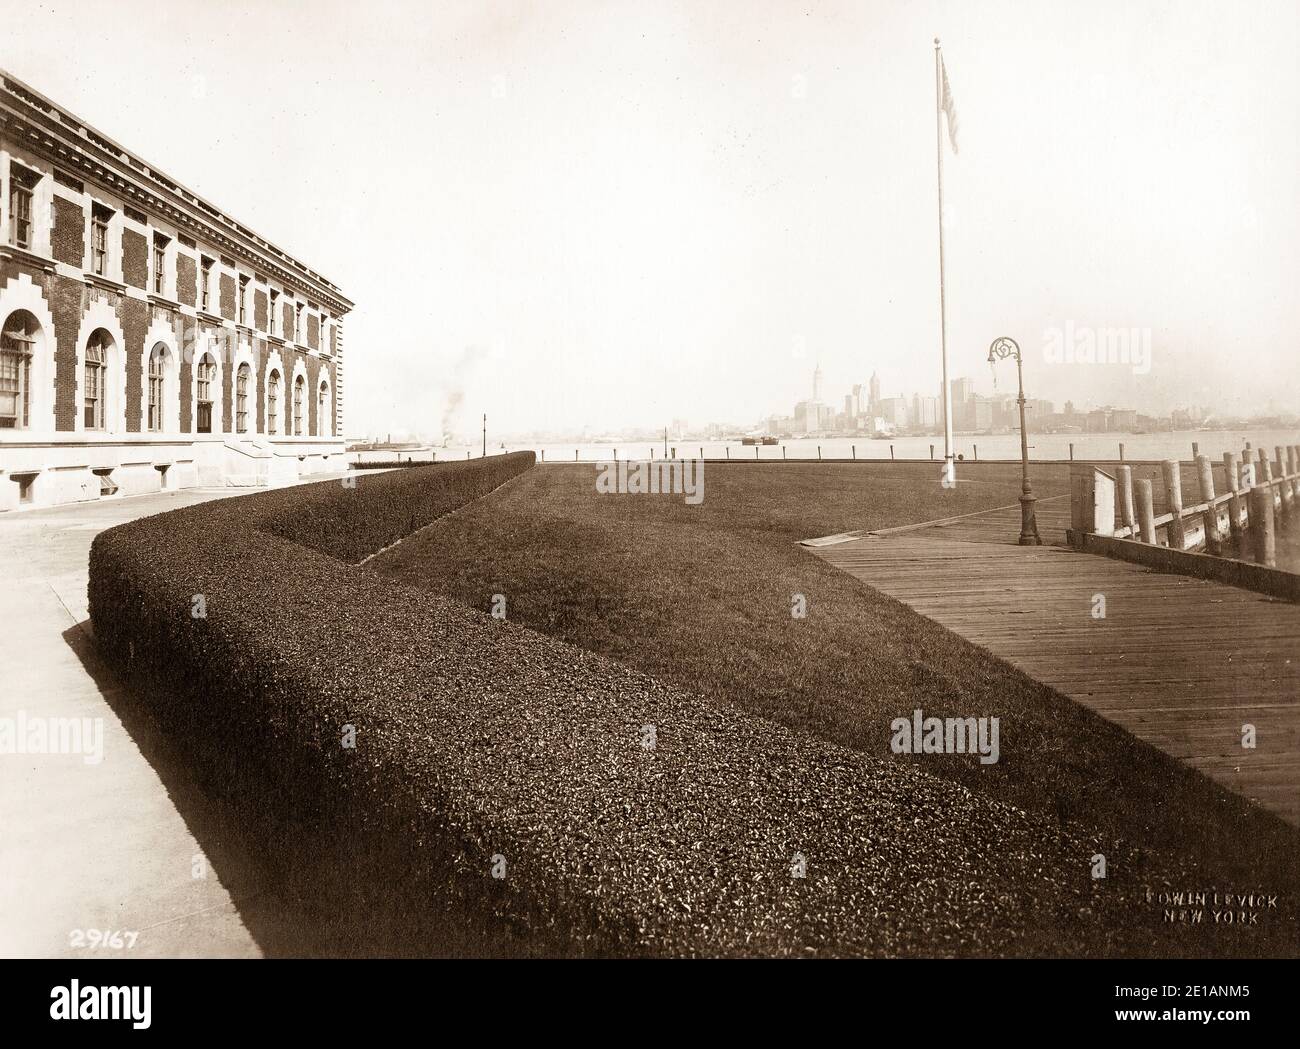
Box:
[750,360,1264,442]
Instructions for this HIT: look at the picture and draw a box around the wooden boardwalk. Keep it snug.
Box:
[811,499,1300,826]
[876,493,1075,546]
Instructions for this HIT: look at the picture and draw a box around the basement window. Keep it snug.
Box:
[12,472,37,504]
[92,467,119,497]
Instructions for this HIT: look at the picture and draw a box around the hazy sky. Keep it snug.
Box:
[7,0,1298,436]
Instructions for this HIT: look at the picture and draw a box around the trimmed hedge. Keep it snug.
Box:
[89,452,1169,956]
[261,452,534,563]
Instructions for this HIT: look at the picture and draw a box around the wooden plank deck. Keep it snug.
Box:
[895,494,1074,546]
[811,511,1300,826]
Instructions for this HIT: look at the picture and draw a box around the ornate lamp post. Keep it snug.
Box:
[988,336,1041,546]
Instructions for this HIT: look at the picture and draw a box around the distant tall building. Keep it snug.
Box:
[794,400,821,434]
[869,371,881,411]
[877,396,909,428]
[813,361,823,403]
[851,383,867,417]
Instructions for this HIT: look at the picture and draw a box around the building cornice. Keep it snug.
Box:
[0,70,353,316]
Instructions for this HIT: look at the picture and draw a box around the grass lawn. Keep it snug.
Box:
[367,461,1298,955]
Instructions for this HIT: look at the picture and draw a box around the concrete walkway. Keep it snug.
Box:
[0,476,348,958]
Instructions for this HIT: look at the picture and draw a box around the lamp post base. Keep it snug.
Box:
[1018,493,1042,546]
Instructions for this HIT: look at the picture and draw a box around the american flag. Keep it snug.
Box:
[940,57,960,154]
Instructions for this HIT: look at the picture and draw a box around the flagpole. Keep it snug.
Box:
[935,37,955,486]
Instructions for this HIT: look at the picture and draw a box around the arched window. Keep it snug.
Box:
[292,374,305,436]
[84,330,110,430]
[195,353,216,433]
[267,369,281,435]
[0,310,37,429]
[235,363,251,434]
[147,344,168,432]
[317,381,329,437]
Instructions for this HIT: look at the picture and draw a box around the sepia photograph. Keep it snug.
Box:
[0,0,1296,1032]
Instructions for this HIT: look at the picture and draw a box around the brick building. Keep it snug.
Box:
[0,70,352,511]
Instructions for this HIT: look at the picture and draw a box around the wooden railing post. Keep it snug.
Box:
[1250,485,1276,567]
[1256,449,1275,515]
[1195,454,1221,553]
[1276,446,1292,515]
[1135,479,1157,543]
[1117,464,1136,536]
[1162,460,1185,549]
[1223,451,1243,546]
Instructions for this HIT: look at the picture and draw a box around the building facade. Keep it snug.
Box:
[0,71,353,511]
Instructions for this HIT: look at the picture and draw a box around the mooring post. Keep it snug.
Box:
[1119,442,1125,461]
[817,446,821,460]
[755,446,759,460]
[1069,442,1074,461]
[1136,479,1157,543]
[1117,464,1137,536]
[890,444,895,460]
[1223,451,1243,545]
[782,447,786,460]
[1250,485,1276,567]
[973,444,977,461]
[1162,460,1185,549]
[852,444,856,460]
[1276,447,1291,515]
[1192,441,1199,458]
[1196,454,1221,553]
[930,443,935,460]
[1258,449,1273,518]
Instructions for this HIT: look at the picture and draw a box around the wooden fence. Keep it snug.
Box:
[1069,443,1300,569]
